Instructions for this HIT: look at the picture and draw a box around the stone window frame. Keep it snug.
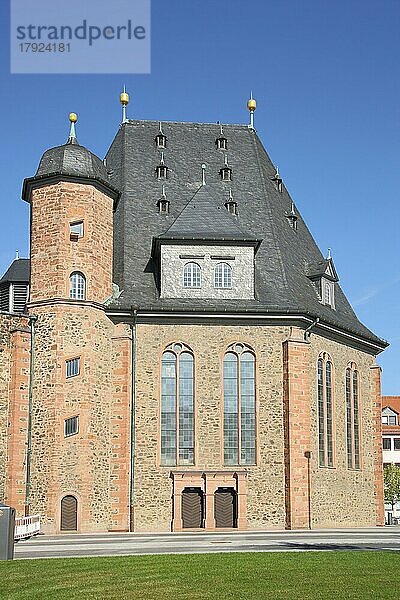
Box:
[160,342,196,468]
[183,262,201,288]
[69,271,86,300]
[345,361,362,470]
[222,342,257,467]
[317,352,335,468]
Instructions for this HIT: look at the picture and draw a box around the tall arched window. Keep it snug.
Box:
[223,343,256,466]
[214,262,232,288]
[69,271,86,300]
[318,353,334,467]
[346,362,360,469]
[161,343,194,466]
[183,263,201,288]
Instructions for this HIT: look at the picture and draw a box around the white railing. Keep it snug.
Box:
[14,515,41,540]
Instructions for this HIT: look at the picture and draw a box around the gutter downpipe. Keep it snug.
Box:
[304,317,319,341]
[129,309,137,531]
[25,314,37,516]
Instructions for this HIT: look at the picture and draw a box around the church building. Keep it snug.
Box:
[0,92,387,533]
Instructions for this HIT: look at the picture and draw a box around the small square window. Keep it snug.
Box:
[66,357,80,378]
[383,438,391,450]
[382,415,389,424]
[64,416,79,437]
[70,221,84,239]
[394,438,400,450]
[389,415,398,425]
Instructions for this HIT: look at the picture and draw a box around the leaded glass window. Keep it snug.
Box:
[214,263,232,288]
[318,353,334,467]
[69,271,86,300]
[183,262,201,288]
[161,343,194,466]
[223,343,256,466]
[346,363,360,469]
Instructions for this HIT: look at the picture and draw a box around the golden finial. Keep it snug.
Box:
[120,86,130,123]
[68,113,78,144]
[247,92,257,128]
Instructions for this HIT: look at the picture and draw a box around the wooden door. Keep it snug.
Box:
[182,488,203,528]
[60,495,77,531]
[214,488,237,528]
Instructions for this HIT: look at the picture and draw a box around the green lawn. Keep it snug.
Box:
[0,551,399,600]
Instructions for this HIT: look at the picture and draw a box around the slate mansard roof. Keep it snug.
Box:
[104,120,386,350]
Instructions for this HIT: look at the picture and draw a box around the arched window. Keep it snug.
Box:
[223,343,256,466]
[60,495,77,531]
[161,343,194,466]
[214,263,232,288]
[318,353,334,467]
[346,362,360,469]
[183,262,201,288]
[69,272,85,300]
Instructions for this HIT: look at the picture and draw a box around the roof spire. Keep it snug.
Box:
[247,92,257,129]
[15,250,19,260]
[67,113,78,145]
[120,85,130,124]
[160,151,165,165]
[220,124,224,136]
[327,248,332,259]
[201,163,206,186]
[159,121,163,133]
[161,184,166,197]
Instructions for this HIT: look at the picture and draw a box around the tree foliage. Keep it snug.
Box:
[384,464,400,509]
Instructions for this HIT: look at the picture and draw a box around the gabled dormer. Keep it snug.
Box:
[306,254,339,309]
[151,184,261,300]
[382,406,399,426]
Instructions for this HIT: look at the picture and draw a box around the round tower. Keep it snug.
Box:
[17,116,128,534]
[22,114,119,305]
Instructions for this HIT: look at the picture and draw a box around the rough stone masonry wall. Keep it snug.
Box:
[134,322,381,531]
[28,305,129,533]
[0,313,29,507]
[308,333,379,528]
[134,322,290,532]
[30,182,113,304]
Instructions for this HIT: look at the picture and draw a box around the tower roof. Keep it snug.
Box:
[22,136,120,203]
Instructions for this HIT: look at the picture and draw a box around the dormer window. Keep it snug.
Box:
[158,198,170,214]
[183,262,201,288]
[156,164,168,179]
[155,133,166,148]
[271,166,283,193]
[216,137,227,150]
[220,166,232,181]
[322,278,335,308]
[382,407,398,426]
[214,263,232,288]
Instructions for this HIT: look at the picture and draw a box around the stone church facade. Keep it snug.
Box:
[0,101,386,534]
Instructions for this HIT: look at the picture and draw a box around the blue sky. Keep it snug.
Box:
[0,0,399,393]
